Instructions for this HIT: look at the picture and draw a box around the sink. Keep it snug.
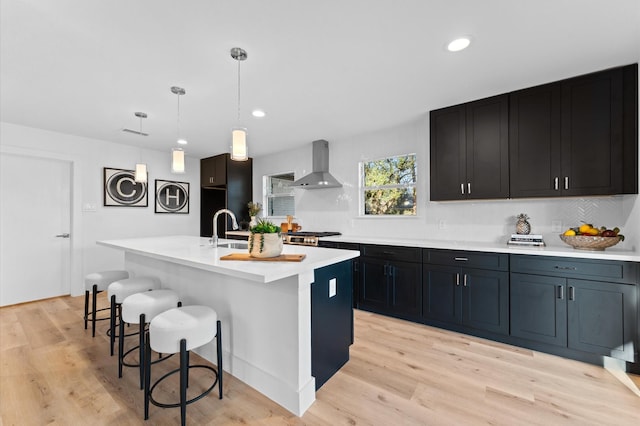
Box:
[217,242,248,249]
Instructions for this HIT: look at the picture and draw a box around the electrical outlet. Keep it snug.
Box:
[551,220,562,232]
[438,219,446,229]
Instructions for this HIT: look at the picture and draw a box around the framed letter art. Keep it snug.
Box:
[154,179,189,214]
[103,167,148,207]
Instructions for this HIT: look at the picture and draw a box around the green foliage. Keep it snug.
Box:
[249,218,279,234]
[363,154,417,215]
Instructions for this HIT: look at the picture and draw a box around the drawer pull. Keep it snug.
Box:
[382,251,396,256]
[454,257,468,262]
[554,265,577,271]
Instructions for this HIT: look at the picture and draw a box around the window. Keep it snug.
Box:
[360,154,417,216]
[263,172,295,217]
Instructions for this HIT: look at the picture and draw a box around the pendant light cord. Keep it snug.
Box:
[176,93,181,140]
[237,57,241,123]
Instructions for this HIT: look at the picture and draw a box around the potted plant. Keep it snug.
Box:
[247,201,262,228]
[248,218,283,258]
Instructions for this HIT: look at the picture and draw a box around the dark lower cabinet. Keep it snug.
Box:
[311,260,353,390]
[423,264,509,335]
[510,255,638,363]
[359,245,422,320]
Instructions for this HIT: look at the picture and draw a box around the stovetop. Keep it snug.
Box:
[286,231,341,237]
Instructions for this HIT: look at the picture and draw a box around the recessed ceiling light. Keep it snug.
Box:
[252,109,266,118]
[447,37,471,52]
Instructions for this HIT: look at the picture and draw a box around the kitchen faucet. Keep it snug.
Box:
[211,209,239,247]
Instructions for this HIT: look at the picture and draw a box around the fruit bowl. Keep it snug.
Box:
[559,234,622,251]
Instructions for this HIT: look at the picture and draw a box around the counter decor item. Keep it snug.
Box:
[248,218,283,258]
[247,201,262,228]
[515,213,531,235]
[560,223,624,250]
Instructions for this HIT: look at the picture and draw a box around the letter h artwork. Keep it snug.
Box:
[154,179,189,214]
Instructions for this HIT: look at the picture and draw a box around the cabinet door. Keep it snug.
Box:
[509,83,562,198]
[359,257,388,312]
[389,260,422,318]
[510,273,567,347]
[423,265,461,324]
[465,95,509,199]
[561,68,623,196]
[201,155,227,187]
[567,279,636,362]
[430,105,466,200]
[462,268,509,335]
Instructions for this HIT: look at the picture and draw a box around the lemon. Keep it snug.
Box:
[563,229,576,236]
[579,224,592,234]
[586,228,600,236]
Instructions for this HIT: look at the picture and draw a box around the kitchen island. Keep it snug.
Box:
[97,235,359,416]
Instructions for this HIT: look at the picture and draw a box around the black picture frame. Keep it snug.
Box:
[103,167,148,207]
[154,179,190,214]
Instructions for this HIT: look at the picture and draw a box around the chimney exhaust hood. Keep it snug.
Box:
[292,139,342,189]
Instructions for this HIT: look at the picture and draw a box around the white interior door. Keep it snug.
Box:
[0,153,71,306]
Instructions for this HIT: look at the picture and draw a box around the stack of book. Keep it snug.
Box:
[507,234,545,247]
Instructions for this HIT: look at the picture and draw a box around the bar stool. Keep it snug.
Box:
[84,270,129,337]
[119,289,181,389]
[107,276,161,356]
[144,305,223,426]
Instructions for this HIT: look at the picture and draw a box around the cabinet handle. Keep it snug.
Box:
[467,182,471,194]
[569,286,575,301]
[557,285,564,300]
[210,177,214,183]
[455,273,460,286]
[460,183,465,195]
[463,274,468,287]
[554,177,559,190]
[383,264,388,276]
[554,265,577,271]
[382,251,396,256]
[454,257,468,262]
[564,176,569,190]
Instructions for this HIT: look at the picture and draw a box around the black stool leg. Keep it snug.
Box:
[180,339,188,426]
[139,313,146,389]
[216,320,223,399]
[91,284,99,337]
[110,295,116,356]
[84,290,89,330]
[144,331,151,420]
[118,313,125,378]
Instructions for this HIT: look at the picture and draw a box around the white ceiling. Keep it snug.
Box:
[1,0,639,158]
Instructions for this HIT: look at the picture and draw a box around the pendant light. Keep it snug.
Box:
[170,86,187,173]
[133,112,148,183]
[230,47,248,161]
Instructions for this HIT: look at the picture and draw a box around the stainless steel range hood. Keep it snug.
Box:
[292,139,342,189]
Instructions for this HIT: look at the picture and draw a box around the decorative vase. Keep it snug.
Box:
[516,214,531,235]
[248,233,283,258]
[249,216,257,228]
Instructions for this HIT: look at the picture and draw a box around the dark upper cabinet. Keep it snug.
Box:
[510,63,638,198]
[201,154,227,187]
[200,154,252,237]
[430,95,509,200]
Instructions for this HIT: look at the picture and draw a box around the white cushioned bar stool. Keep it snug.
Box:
[144,305,223,426]
[120,289,181,389]
[107,276,161,356]
[84,270,129,337]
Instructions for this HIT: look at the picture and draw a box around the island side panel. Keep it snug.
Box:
[124,252,316,416]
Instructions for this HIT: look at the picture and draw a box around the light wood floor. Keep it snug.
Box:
[1,295,639,425]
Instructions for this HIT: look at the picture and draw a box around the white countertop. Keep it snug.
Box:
[322,235,640,262]
[97,235,360,283]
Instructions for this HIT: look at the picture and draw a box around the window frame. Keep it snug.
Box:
[262,171,296,219]
[359,153,418,217]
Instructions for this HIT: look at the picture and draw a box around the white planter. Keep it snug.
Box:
[248,233,283,258]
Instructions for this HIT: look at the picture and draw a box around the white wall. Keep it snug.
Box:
[253,115,640,251]
[0,122,200,296]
